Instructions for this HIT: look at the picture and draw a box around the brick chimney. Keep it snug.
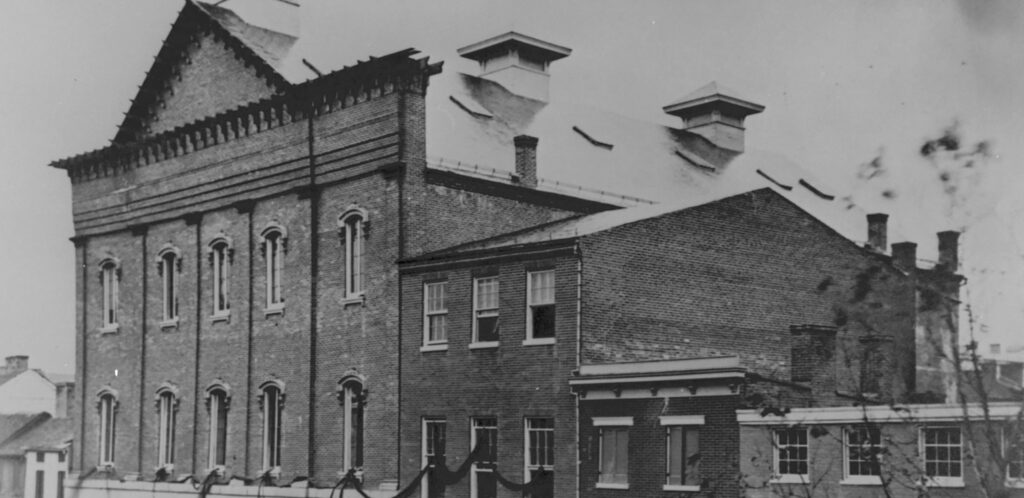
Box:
[866,213,888,252]
[663,82,765,152]
[3,355,28,374]
[458,32,571,102]
[513,135,539,187]
[891,241,917,272]
[937,230,960,273]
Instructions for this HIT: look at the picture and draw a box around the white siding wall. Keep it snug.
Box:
[0,372,57,415]
[24,451,68,498]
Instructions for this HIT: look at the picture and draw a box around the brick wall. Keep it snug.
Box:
[579,396,741,498]
[579,189,917,402]
[398,256,578,497]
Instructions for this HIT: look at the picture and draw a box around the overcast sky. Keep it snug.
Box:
[1,0,1022,374]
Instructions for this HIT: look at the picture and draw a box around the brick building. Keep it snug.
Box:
[50,1,1013,498]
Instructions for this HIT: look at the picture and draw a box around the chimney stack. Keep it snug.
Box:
[4,355,28,373]
[937,230,960,273]
[458,32,571,102]
[663,82,764,152]
[891,242,917,272]
[866,213,888,252]
[514,135,539,188]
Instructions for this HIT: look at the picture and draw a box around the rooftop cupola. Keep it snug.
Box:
[458,31,572,102]
[663,82,764,152]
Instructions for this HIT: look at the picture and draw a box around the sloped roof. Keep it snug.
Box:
[0,371,21,388]
[0,413,49,449]
[0,417,72,456]
[663,80,766,114]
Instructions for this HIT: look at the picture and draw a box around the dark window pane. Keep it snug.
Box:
[532,305,555,338]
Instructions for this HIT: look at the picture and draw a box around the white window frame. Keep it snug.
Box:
[155,388,177,470]
[471,277,500,348]
[157,247,181,327]
[99,259,120,333]
[260,382,283,474]
[421,418,446,498]
[261,226,287,314]
[339,209,367,300]
[206,386,230,471]
[471,417,498,498]
[97,390,117,467]
[660,415,704,492]
[209,238,231,320]
[771,427,809,484]
[422,281,448,351]
[524,418,555,486]
[920,426,964,488]
[594,417,631,490]
[524,270,555,345]
[340,379,364,471]
[841,426,883,486]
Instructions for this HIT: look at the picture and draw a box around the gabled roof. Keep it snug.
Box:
[0,417,72,457]
[113,0,293,144]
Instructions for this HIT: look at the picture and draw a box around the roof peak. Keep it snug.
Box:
[664,80,764,114]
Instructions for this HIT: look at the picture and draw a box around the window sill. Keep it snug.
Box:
[96,463,116,472]
[264,304,285,317]
[1005,478,1024,489]
[663,484,700,492]
[211,312,230,324]
[770,475,809,485]
[207,465,226,477]
[923,476,964,488]
[260,466,281,479]
[469,341,500,350]
[99,325,119,335]
[420,344,449,353]
[840,476,882,486]
[159,318,179,329]
[341,294,365,307]
[596,482,629,490]
[522,337,556,346]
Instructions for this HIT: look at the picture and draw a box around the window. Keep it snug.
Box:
[1006,425,1024,481]
[210,240,231,317]
[594,417,631,489]
[473,278,500,345]
[525,417,554,496]
[661,415,703,491]
[36,452,44,463]
[57,471,65,498]
[339,210,366,298]
[773,428,808,482]
[526,270,555,342]
[471,418,497,498]
[423,282,448,347]
[58,451,65,463]
[156,390,177,468]
[97,391,117,465]
[35,470,44,498]
[922,427,962,486]
[261,227,286,311]
[261,383,283,471]
[100,260,119,331]
[340,379,364,470]
[207,387,229,469]
[844,426,882,483]
[422,419,447,498]
[157,248,180,323]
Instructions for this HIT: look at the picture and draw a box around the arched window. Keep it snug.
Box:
[98,258,120,331]
[260,225,287,311]
[96,388,119,466]
[208,237,233,317]
[155,385,179,468]
[157,247,181,324]
[339,208,368,298]
[205,383,231,469]
[338,377,365,470]
[259,381,284,471]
